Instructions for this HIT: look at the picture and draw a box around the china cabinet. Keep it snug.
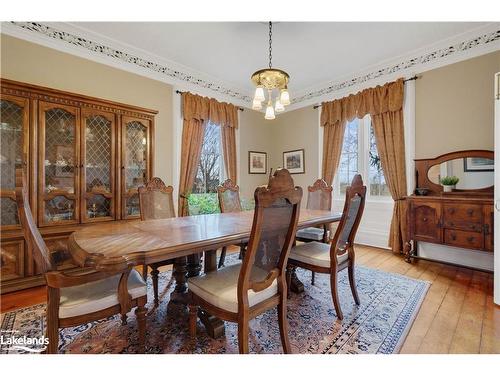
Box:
[0,79,156,292]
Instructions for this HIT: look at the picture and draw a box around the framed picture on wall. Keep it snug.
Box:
[463,157,494,172]
[283,149,305,174]
[248,151,267,174]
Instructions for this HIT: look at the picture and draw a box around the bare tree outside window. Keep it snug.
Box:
[188,122,223,215]
[193,122,222,194]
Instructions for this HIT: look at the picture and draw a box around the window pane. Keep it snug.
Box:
[369,125,390,197]
[338,119,359,194]
[189,122,223,215]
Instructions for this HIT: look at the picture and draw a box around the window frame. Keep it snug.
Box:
[333,115,392,202]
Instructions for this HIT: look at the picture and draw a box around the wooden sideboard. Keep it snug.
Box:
[404,150,494,268]
[405,195,493,262]
[0,79,156,293]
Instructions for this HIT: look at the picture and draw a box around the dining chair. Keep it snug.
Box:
[138,177,176,306]
[15,168,147,353]
[216,179,247,268]
[287,174,366,320]
[294,179,333,285]
[188,169,303,353]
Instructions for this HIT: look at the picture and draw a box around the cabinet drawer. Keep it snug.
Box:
[443,204,482,226]
[0,240,25,281]
[444,229,483,250]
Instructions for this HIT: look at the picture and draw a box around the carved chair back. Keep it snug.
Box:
[330,174,366,262]
[238,169,302,305]
[138,177,176,220]
[15,168,55,273]
[306,179,333,211]
[217,179,242,213]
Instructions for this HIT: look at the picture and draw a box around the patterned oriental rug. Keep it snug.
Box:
[0,255,429,354]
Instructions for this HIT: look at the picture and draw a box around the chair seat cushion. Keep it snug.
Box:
[296,227,329,241]
[59,269,147,319]
[188,264,277,313]
[289,241,348,268]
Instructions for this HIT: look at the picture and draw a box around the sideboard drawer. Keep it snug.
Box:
[444,229,483,250]
[443,204,482,226]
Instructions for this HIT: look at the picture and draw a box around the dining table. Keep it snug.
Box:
[68,208,342,338]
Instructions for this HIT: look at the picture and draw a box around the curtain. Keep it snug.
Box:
[320,78,407,253]
[179,92,239,216]
[321,122,347,186]
[178,117,206,217]
[221,126,237,182]
[372,110,407,254]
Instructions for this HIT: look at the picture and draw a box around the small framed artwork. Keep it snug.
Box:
[248,151,267,174]
[283,149,305,174]
[463,157,494,172]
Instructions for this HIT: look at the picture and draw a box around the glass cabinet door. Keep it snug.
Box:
[81,110,116,222]
[121,116,150,219]
[39,102,80,226]
[0,95,29,229]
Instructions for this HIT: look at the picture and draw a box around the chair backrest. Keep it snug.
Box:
[330,174,366,260]
[306,179,333,211]
[138,177,175,220]
[238,169,302,302]
[15,168,54,273]
[217,179,242,213]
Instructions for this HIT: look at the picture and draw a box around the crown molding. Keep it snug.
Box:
[2,22,499,112]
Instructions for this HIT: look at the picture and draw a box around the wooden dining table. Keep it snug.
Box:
[68,208,342,338]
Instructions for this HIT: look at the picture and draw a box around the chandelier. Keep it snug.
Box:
[251,22,290,120]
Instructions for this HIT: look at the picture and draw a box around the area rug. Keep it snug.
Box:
[0,255,429,354]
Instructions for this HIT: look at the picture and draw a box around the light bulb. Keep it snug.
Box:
[252,99,263,110]
[280,89,290,106]
[264,104,275,120]
[254,86,265,102]
[275,99,285,113]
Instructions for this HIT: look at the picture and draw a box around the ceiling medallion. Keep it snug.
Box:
[251,22,290,120]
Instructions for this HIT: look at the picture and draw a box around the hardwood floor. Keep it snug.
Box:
[1,245,499,353]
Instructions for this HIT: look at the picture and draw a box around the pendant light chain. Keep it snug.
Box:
[251,21,290,118]
[268,21,273,69]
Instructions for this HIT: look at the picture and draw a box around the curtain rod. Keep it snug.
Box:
[175,90,244,111]
[312,76,420,109]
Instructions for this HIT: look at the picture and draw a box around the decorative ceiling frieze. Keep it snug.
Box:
[9,22,253,103]
[5,22,500,108]
[291,28,500,104]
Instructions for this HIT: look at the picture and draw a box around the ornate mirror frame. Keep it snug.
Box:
[415,149,494,195]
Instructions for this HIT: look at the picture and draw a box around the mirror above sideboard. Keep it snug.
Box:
[415,150,494,195]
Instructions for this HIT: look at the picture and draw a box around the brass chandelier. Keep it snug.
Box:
[251,22,290,120]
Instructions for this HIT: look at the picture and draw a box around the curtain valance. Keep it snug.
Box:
[320,78,404,127]
[182,92,239,129]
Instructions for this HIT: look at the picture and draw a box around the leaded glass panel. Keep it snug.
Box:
[85,115,112,192]
[44,108,76,194]
[0,100,24,192]
[125,121,147,190]
[44,196,75,223]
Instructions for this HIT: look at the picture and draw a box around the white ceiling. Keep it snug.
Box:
[67,22,489,95]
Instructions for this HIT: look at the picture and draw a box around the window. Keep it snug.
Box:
[188,122,224,214]
[334,116,390,199]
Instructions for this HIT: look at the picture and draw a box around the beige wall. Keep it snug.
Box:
[0,34,174,184]
[270,107,321,202]
[237,109,274,200]
[415,50,500,158]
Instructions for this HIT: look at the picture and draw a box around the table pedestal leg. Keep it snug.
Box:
[170,256,189,304]
[289,266,304,293]
[198,249,225,338]
[187,253,202,277]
